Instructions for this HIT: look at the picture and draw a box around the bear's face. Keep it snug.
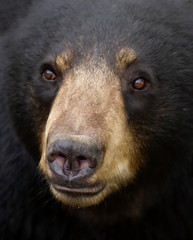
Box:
[4,0,193,218]
[39,51,144,207]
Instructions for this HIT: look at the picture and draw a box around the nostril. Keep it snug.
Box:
[74,155,96,170]
[77,155,87,161]
[48,153,67,169]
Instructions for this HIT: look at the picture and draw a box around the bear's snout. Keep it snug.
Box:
[47,139,103,181]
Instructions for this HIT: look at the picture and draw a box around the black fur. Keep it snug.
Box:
[0,0,193,239]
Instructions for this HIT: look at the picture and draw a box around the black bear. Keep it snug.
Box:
[0,0,193,239]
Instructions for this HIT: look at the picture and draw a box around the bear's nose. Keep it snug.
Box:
[47,139,103,180]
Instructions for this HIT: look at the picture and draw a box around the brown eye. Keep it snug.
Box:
[42,69,57,82]
[132,78,148,90]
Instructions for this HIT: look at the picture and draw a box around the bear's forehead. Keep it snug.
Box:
[24,0,162,53]
[11,0,189,87]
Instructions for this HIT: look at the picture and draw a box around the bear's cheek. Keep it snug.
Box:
[38,64,141,207]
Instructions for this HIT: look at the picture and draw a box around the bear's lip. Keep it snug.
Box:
[52,183,105,195]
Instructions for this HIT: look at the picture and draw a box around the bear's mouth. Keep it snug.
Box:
[47,177,105,196]
[52,183,105,195]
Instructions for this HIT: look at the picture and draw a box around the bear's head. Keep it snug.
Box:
[4,0,193,222]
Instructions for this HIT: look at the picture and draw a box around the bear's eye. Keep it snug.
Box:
[41,69,57,83]
[132,78,149,90]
